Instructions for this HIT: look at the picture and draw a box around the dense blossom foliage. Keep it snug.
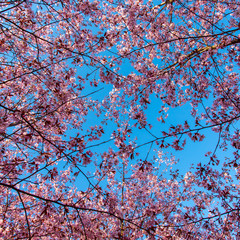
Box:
[0,0,240,239]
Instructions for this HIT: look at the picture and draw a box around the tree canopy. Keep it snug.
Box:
[0,0,240,239]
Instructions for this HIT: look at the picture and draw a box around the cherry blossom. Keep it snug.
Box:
[0,0,240,239]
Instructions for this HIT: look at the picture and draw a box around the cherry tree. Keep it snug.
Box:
[0,0,240,239]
